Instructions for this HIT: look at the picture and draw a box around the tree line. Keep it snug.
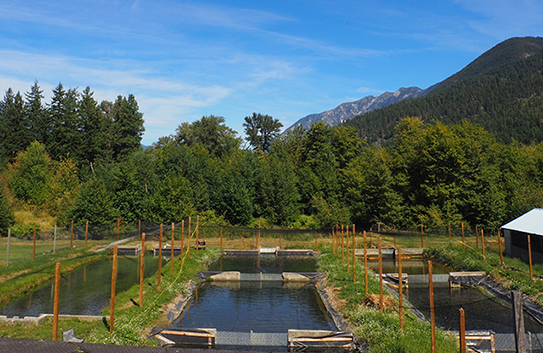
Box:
[1,82,542,235]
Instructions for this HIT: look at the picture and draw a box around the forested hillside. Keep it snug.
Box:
[345,37,543,144]
[1,37,543,235]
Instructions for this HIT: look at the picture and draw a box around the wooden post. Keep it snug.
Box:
[257,218,261,249]
[341,225,345,266]
[180,221,184,267]
[475,225,479,249]
[421,224,424,248]
[498,230,505,269]
[116,218,120,241]
[158,224,163,290]
[110,245,118,333]
[429,260,436,353]
[220,226,223,250]
[332,227,336,256]
[32,227,36,261]
[188,217,191,259]
[398,248,404,333]
[370,231,373,248]
[512,290,527,353]
[462,222,465,252]
[139,233,145,308]
[379,238,383,312]
[138,219,141,239]
[196,215,199,254]
[70,220,74,249]
[6,228,11,266]
[459,308,466,353]
[481,229,486,259]
[528,234,533,280]
[364,230,368,295]
[352,224,356,282]
[52,262,61,341]
[346,225,350,272]
[53,225,57,253]
[171,223,175,275]
[85,220,89,246]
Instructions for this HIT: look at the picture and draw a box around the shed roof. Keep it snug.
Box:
[501,208,543,236]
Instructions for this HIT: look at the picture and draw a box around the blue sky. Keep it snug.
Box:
[0,1,542,145]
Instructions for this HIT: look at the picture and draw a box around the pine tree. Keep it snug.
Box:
[111,94,144,162]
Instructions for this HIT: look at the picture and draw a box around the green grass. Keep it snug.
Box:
[317,245,458,353]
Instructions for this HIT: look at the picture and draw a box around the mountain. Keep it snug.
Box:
[344,36,543,145]
[284,87,426,133]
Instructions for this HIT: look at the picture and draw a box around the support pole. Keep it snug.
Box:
[459,308,466,353]
[476,225,479,249]
[257,218,261,249]
[341,225,345,266]
[116,218,120,241]
[85,221,89,246]
[332,226,336,256]
[70,220,74,249]
[171,223,175,275]
[429,260,436,353]
[180,221,184,267]
[398,248,403,333]
[528,234,533,280]
[110,245,118,333]
[498,230,505,269]
[421,224,424,248]
[364,230,368,295]
[352,224,356,282]
[220,227,223,250]
[481,229,486,259]
[462,222,465,252]
[188,217,191,259]
[158,224,163,290]
[347,225,350,272]
[32,228,36,261]
[6,228,11,266]
[512,290,527,353]
[52,262,61,341]
[196,215,199,254]
[139,233,145,308]
[53,225,57,253]
[379,238,383,312]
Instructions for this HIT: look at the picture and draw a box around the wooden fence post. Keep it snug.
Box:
[139,233,145,308]
[53,225,57,253]
[352,224,356,282]
[528,234,533,280]
[341,225,345,266]
[498,230,505,269]
[180,221,184,267]
[70,220,74,249]
[116,218,120,241]
[196,215,199,254]
[110,245,118,333]
[85,221,89,246]
[171,223,175,275]
[429,260,436,353]
[6,228,11,266]
[475,225,479,249]
[32,227,36,261]
[398,248,403,333]
[364,230,368,295]
[379,238,383,312]
[347,225,350,272]
[459,308,466,353]
[52,262,61,341]
[158,224,163,290]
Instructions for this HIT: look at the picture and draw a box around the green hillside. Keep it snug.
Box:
[345,37,543,144]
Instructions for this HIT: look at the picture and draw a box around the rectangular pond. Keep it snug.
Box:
[1,254,161,317]
[207,254,317,273]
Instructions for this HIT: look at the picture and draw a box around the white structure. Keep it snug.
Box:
[501,208,543,263]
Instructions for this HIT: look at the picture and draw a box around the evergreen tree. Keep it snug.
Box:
[0,89,32,161]
[111,94,145,162]
[243,113,283,153]
[25,81,49,146]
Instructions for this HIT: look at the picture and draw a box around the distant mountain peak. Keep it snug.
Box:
[284,87,426,133]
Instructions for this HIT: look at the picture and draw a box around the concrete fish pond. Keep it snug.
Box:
[0,254,162,319]
[152,252,355,351]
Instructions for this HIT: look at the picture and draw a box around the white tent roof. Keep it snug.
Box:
[501,208,543,236]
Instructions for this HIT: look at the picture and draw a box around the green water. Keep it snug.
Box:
[1,253,161,317]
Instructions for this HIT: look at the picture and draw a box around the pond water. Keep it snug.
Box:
[406,284,543,333]
[1,253,161,317]
[173,281,336,333]
[367,258,451,274]
[207,254,317,273]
